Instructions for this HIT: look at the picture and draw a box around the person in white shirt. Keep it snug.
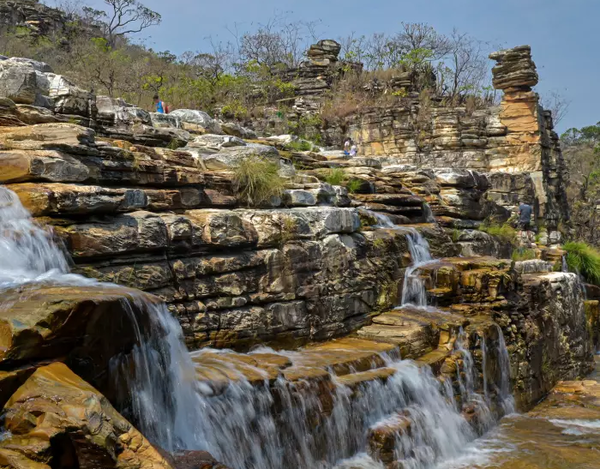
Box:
[349,144,358,157]
[343,139,351,156]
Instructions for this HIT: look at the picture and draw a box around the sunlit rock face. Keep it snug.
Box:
[0,363,174,469]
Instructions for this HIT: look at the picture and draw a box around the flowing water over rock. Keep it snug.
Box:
[401,229,434,308]
[0,186,528,468]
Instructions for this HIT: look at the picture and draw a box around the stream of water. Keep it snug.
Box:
[0,189,520,468]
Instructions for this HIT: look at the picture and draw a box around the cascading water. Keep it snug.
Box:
[0,185,518,469]
[495,326,516,415]
[0,188,84,287]
[401,229,434,308]
[182,353,477,469]
[480,337,490,404]
[0,186,204,452]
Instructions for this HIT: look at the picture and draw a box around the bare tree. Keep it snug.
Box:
[100,0,161,47]
[541,89,571,126]
[235,14,320,68]
[394,22,450,61]
[442,29,488,99]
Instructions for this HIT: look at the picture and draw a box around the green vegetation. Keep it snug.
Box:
[561,122,600,247]
[279,217,298,245]
[233,155,285,206]
[479,220,517,244]
[511,248,537,262]
[372,237,386,249]
[564,241,600,285]
[345,179,362,194]
[324,168,346,186]
[1,0,499,131]
[285,140,313,152]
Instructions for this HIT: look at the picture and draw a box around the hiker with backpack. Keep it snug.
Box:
[153,95,170,114]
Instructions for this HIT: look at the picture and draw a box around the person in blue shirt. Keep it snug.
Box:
[153,95,169,114]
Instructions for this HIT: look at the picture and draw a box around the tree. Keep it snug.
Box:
[441,29,488,100]
[99,0,161,47]
[561,123,600,245]
[541,90,571,126]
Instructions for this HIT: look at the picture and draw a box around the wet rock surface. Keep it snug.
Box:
[0,363,173,469]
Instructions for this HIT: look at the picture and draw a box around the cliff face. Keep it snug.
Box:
[0,0,71,35]
[262,44,569,233]
[0,48,596,469]
[347,46,568,230]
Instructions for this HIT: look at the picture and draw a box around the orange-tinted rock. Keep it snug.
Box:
[0,363,173,469]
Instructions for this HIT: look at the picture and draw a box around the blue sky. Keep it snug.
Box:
[78,0,595,133]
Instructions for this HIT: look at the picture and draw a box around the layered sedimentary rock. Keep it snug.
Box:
[0,363,173,469]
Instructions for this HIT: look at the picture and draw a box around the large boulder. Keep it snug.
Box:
[169,109,223,134]
[220,121,257,140]
[489,45,539,91]
[96,97,190,146]
[47,73,95,117]
[0,284,163,405]
[0,363,173,469]
[0,58,38,104]
[194,143,280,171]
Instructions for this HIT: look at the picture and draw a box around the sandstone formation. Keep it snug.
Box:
[0,363,173,469]
[0,42,595,469]
[253,43,569,233]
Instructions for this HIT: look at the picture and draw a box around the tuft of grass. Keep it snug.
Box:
[479,220,517,245]
[233,155,285,206]
[511,248,537,262]
[373,237,386,249]
[280,217,298,245]
[345,179,362,194]
[285,140,313,152]
[564,241,600,285]
[324,168,346,186]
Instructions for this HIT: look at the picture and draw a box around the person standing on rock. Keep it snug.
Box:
[350,143,358,157]
[343,139,351,156]
[518,201,534,242]
[153,95,170,114]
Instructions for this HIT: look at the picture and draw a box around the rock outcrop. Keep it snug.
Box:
[0,363,173,469]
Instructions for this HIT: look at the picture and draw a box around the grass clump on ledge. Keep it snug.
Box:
[479,220,517,244]
[233,155,285,206]
[564,241,600,285]
[511,248,537,262]
[324,168,346,186]
[285,140,313,152]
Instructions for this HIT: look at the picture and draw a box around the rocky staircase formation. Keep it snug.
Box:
[0,49,596,469]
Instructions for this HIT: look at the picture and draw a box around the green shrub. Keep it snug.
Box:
[233,155,285,206]
[345,179,362,194]
[479,221,517,244]
[511,248,537,262]
[286,140,313,152]
[564,241,600,285]
[324,168,346,186]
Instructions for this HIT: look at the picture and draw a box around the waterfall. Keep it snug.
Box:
[480,337,489,404]
[495,326,516,415]
[0,188,85,287]
[401,229,433,308]
[180,354,476,469]
[0,186,203,452]
[0,185,519,468]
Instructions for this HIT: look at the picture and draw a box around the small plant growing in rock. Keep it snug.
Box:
[479,220,517,245]
[564,241,600,285]
[233,155,285,206]
[511,248,537,262]
[372,237,386,249]
[345,179,362,194]
[285,140,313,152]
[324,168,346,186]
[279,216,298,246]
